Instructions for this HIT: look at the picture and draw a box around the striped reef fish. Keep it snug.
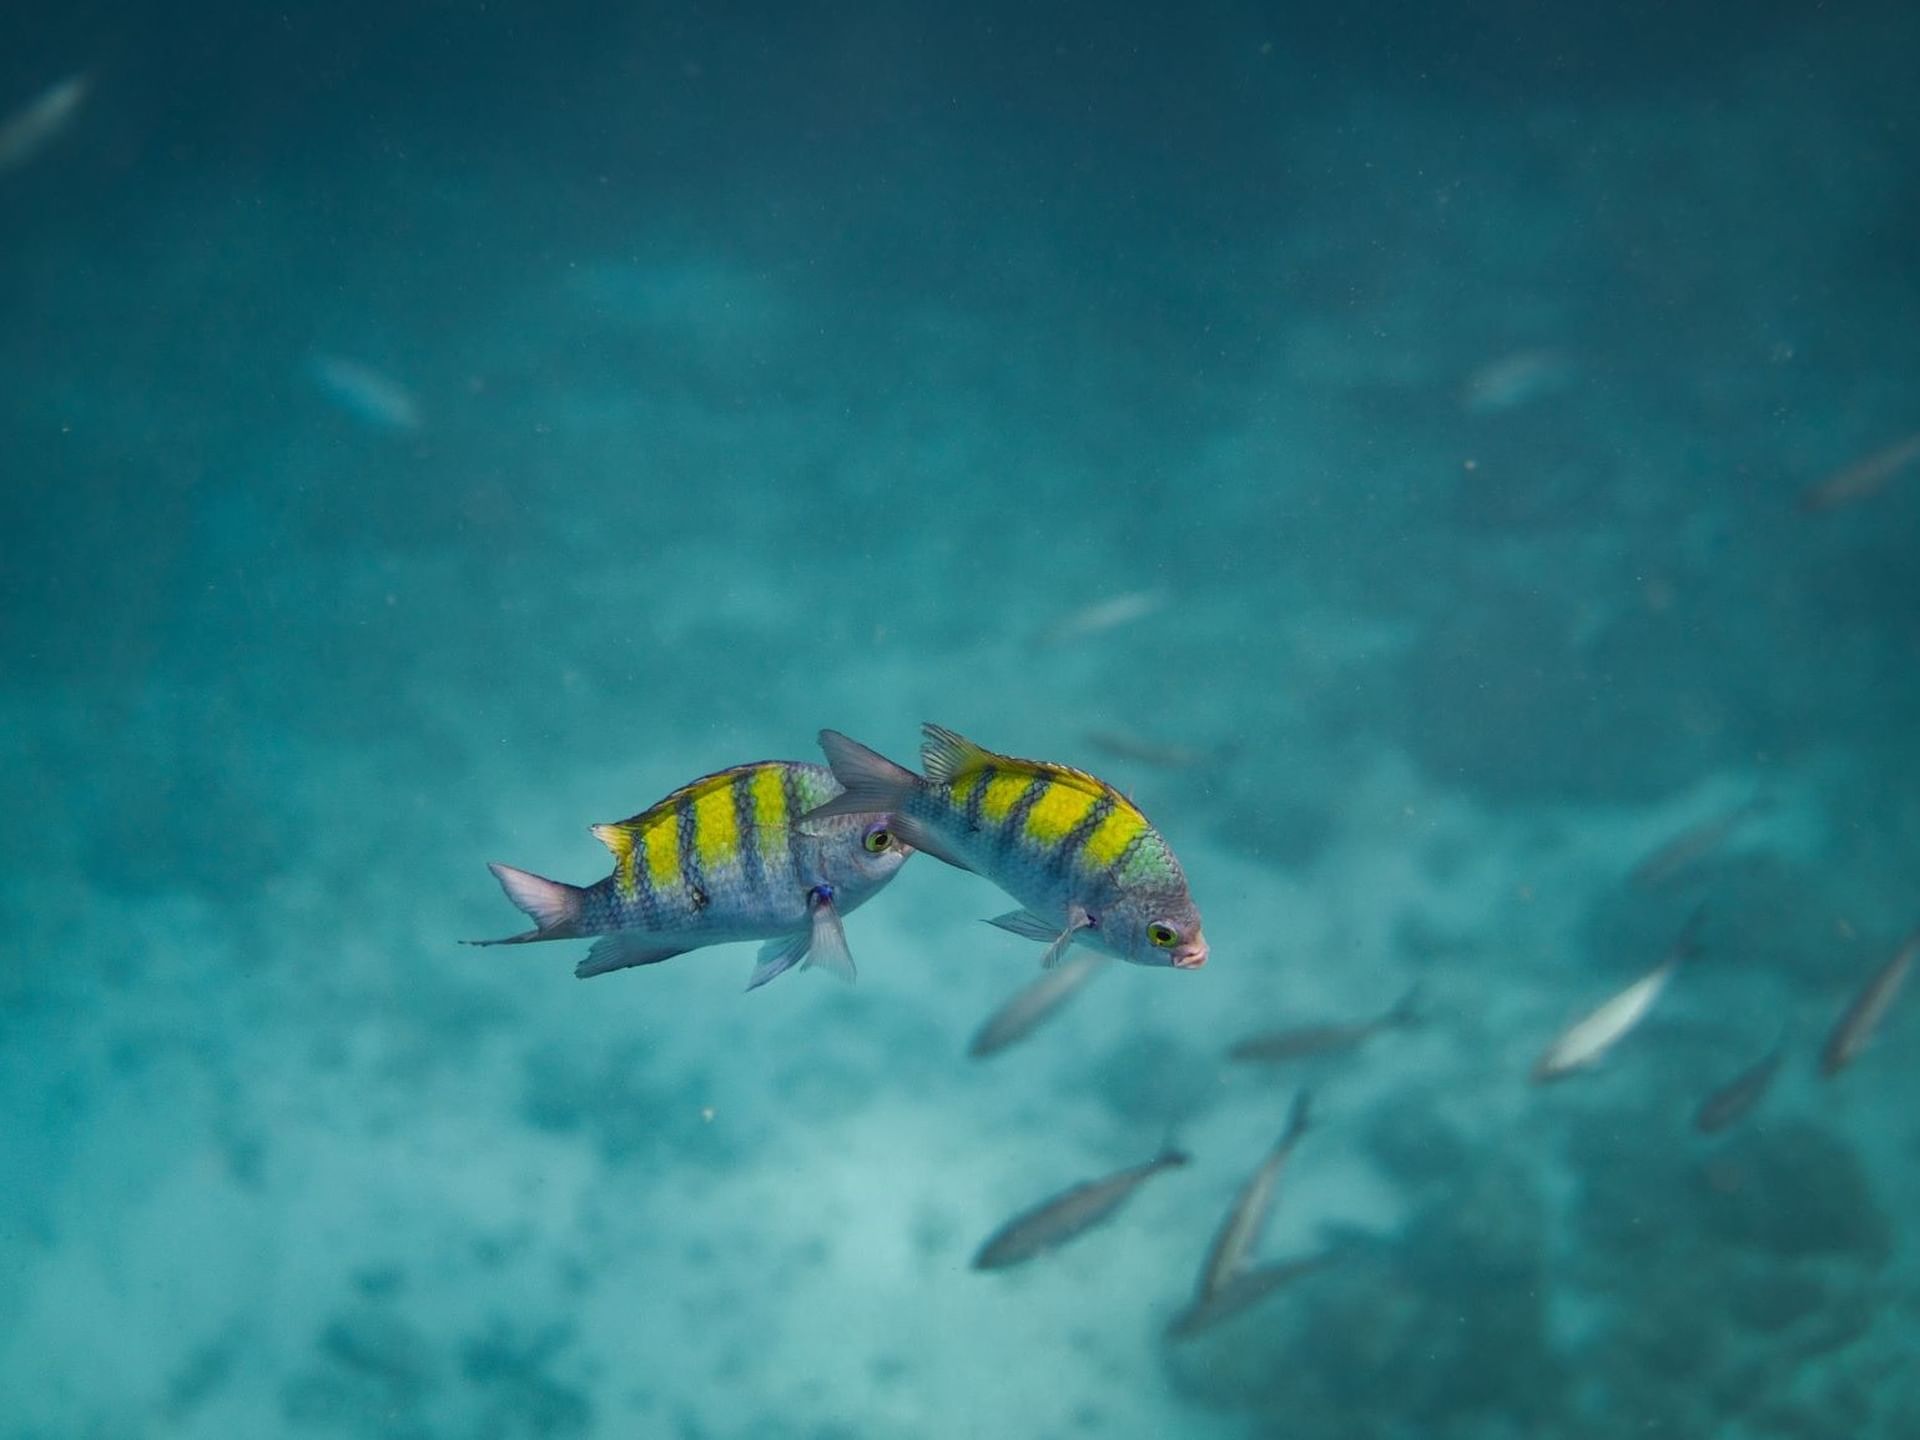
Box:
[972,1147,1189,1270]
[469,761,911,990]
[805,724,1207,971]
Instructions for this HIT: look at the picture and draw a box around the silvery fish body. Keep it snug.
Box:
[471,760,911,989]
[805,724,1207,971]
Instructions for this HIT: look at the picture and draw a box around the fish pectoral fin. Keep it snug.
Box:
[748,932,809,991]
[575,932,692,979]
[1038,908,1096,970]
[986,909,1061,943]
[800,893,857,984]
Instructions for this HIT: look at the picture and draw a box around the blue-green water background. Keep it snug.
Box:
[4,3,1918,1435]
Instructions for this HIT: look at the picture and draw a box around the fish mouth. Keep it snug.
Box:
[1171,942,1208,970]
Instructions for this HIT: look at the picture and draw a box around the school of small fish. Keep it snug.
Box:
[469,720,1911,1343]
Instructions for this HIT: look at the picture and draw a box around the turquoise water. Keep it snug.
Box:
[4,4,1918,1435]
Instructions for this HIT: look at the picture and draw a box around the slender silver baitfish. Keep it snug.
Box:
[1531,908,1704,1084]
[469,761,911,989]
[805,724,1207,970]
[1821,928,1917,1077]
[1694,1040,1787,1134]
[1166,1254,1338,1342]
[972,1148,1189,1270]
[968,951,1111,1059]
[1193,1091,1312,1298]
[1228,986,1422,1065]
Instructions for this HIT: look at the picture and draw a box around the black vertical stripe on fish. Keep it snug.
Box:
[631,832,663,929]
[998,776,1047,860]
[781,766,807,891]
[964,765,993,834]
[1051,793,1116,877]
[1104,827,1149,884]
[732,766,768,903]
[675,795,704,906]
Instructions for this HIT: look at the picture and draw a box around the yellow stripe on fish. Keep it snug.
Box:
[750,763,788,832]
[1024,779,1100,847]
[692,781,740,870]
[1077,797,1150,870]
[980,771,1035,823]
[594,767,766,899]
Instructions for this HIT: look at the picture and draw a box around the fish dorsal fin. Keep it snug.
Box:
[922,724,1139,816]
[920,723,996,784]
[590,764,787,877]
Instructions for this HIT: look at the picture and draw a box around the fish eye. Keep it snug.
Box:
[862,825,893,854]
[1147,922,1179,948]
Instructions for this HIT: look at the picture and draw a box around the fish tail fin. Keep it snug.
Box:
[1385,982,1426,1028]
[804,730,920,821]
[1672,903,1709,962]
[465,862,586,945]
[1279,1089,1313,1149]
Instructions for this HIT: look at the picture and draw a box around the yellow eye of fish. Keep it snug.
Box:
[863,827,893,853]
[1148,923,1178,947]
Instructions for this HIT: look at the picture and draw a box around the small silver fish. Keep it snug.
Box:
[1193,1091,1311,1298]
[0,74,90,173]
[309,354,423,433]
[1820,929,1917,1077]
[1531,908,1703,1084]
[967,950,1111,1059]
[1694,1041,1787,1134]
[1033,590,1167,649]
[1165,1253,1338,1342]
[1629,798,1768,889]
[1082,729,1228,772]
[1227,986,1422,1065]
[1461,347,1574,414]
[1798,432,1920,513]
[972,1148,1188,1270]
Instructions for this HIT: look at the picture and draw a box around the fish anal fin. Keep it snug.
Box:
[575,932,691,979]
[748,932,808,991]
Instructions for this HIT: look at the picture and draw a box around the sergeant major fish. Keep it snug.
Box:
[805,724,1208,971]
[469,760,911,989]
[972,1147,1189,1270]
